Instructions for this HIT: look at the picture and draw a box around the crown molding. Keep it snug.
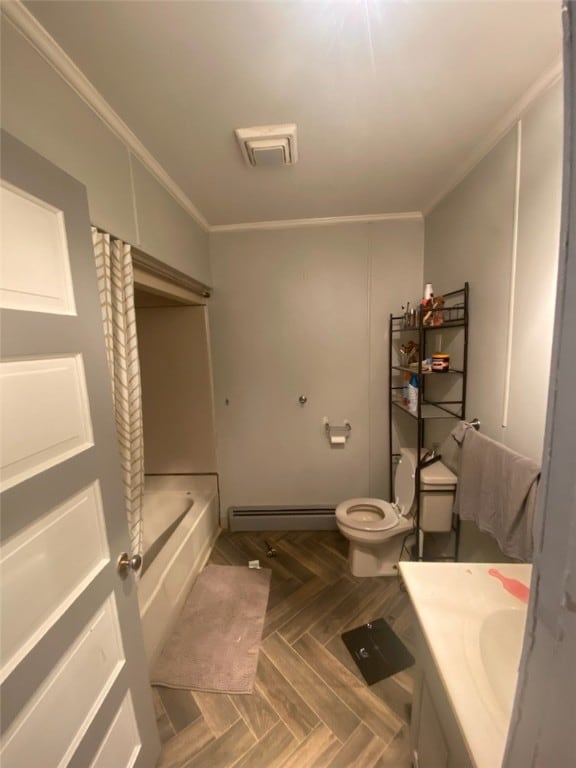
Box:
[423,56,563,216]
[210,211,423,233]
[1,0,210,232]
[5,0,558,234]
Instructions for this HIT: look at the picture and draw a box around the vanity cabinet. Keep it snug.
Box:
[388,282,469,561]
[410,623,474,768]
[401,561,530,768]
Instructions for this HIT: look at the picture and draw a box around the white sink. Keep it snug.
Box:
[478,608,527,721]
[464,604,528,734]
[400,562,531,768]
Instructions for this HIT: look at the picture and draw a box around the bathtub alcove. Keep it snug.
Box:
[133,263,220,668]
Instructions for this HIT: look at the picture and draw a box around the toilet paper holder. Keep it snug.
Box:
[324,418,352,445]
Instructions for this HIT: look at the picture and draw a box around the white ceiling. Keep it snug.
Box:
[25,0,562,227]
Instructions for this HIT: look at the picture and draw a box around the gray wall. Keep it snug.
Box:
[209,220,424,521]
[424,81,562,562]
[505,84,563,457]
[505,6,575,759]
[0,16,211,286]
[424,81,563,465]
[425,129,517,449]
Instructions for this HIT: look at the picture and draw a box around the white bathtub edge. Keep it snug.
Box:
[137,479,220,671]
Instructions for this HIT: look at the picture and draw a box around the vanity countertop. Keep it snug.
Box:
[399,562,532,768]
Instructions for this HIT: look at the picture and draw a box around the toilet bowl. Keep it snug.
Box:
[336,448,457,577]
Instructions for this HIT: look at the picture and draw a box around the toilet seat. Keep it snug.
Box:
[394,448,417,515]
[336,447,456,577]
[335,498,398,532]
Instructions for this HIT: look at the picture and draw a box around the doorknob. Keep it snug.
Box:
[117,552,142,578]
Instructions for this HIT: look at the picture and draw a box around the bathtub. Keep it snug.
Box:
[137,475,220,669]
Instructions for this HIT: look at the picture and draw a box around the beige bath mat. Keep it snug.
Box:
[151,564,271,694]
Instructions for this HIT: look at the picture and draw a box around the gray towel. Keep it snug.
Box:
[453,429,540,561]
[451,420,475,445]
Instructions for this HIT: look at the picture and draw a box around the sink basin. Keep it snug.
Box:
[466,607,527,726]
[400,562,532,768]
[480,608,527,719]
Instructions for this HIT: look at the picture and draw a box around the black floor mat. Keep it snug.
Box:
[341,618,414,685]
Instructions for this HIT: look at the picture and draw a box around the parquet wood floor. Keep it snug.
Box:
[153,530,416,768]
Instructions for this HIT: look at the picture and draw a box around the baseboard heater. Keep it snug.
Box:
[228,505,337,532]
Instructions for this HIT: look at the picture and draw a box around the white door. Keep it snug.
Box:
[0,132,160,768]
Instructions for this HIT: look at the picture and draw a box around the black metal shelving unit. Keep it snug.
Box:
[388,282,469,562]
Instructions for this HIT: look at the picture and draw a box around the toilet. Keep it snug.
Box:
[335,447,457,577]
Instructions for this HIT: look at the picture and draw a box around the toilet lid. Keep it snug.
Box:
[420,459,458,487]
[395,449,416,514]
[336,498,398,532]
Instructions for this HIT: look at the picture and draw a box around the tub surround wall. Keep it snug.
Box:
[0,15,211,285]
[209,219,424,522]
[136,305,218,474]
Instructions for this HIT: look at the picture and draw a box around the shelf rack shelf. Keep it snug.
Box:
[391,400,464,420]
[388,282,469,563]
[391,365,465,376]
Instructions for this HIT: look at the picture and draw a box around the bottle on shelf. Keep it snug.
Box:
[402,372,410,406]
[408,374,419,413]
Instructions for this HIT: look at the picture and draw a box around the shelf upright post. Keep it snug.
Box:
[388,312,394,502]
[462,281,470,420]
[453,281,469,562]
[416,302,424,560]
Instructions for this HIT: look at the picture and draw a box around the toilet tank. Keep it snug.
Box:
[419,458,458,532]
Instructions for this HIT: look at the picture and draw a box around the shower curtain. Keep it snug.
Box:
[92,228,144,560]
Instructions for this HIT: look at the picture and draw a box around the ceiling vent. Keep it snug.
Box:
[235,124,298,167]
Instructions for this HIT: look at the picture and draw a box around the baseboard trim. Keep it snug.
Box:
[229,506,337,532]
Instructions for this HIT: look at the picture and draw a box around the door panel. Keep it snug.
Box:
[0,355,94,491]
[0,481,108,682]
[0,131,159,767]
[89,693,141,768]
[1,596,124,768]
[0,181,76,315]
